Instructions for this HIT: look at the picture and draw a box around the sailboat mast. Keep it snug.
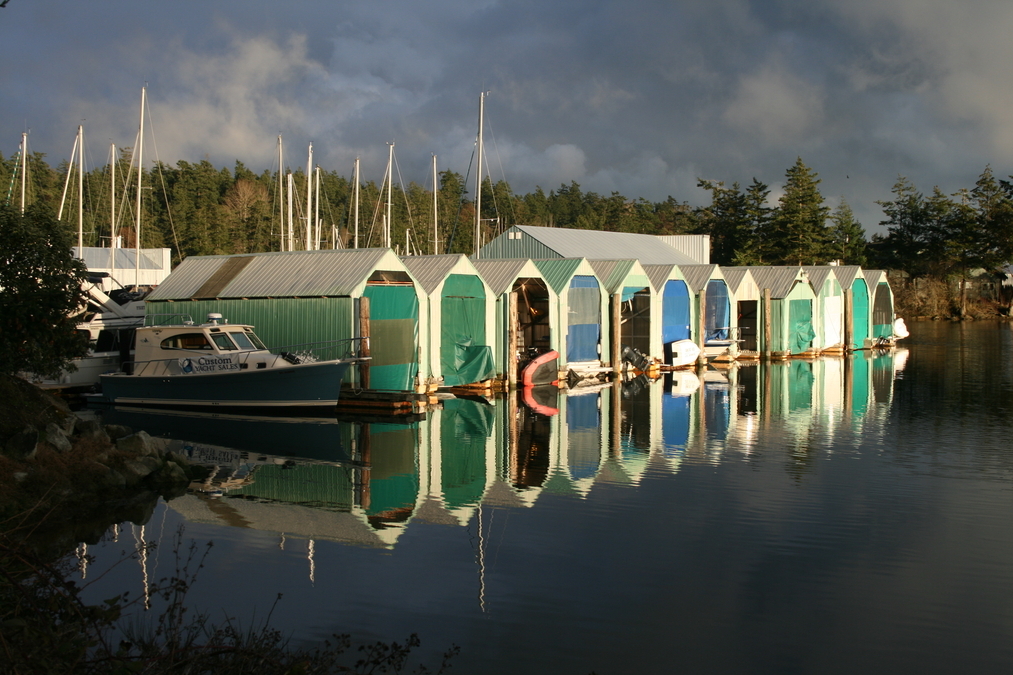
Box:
[277,135,284,252]
[314,166,321,249]
[77,125,84,252]
[20,132,27,214]
[385,142,393,249]
[287,172,295,252]
[432,154,439,255]
[353,157,360,249]
[110,143,116,274]
[57,130,79,221]
[475,92,485,259]
[135,86,146,286]
[305,143,313,251]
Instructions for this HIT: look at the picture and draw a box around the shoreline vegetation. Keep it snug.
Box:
[0,376,458,674]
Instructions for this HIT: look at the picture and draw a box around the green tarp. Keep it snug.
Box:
[440,399,495,509]
[788,299,816,353]
[363,285,419,391]
[441,275,495,386]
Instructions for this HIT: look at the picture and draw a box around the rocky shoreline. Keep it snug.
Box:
[0,374,204,548]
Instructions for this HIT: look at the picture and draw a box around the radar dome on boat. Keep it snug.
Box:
[207,313,223,325]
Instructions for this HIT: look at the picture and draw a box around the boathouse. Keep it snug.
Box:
[479,225,702,264]
[399,254,496,388]
[587,259,655,368]
[803,266,846,353]
[831,266,872,350]
[643,264,694,363]
[747,266,818,357]
[532,258,610,372]
[864,270,896,342]
[143,248,426,391]
[472,258,557,385]
[720,267,761,354]
[678,265,734,360]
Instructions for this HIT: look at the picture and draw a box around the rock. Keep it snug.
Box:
[4,426,39,461]
[160,461,189,484]
[74,418,110,445]
[92,462,127,489]
[44,422,72,453]
[116,431,160,458]
[118,456,164,486]
[103,424,133,441]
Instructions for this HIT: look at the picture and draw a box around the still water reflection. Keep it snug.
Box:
[83,321,1013,675]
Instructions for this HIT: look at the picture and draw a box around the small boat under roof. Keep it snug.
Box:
[98,313,366,410]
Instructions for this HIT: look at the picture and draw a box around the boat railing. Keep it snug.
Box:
[120,337,367,377]
[268,337,367,364]
[144,313,196,327]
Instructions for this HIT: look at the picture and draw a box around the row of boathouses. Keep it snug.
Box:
[141,226,901,393]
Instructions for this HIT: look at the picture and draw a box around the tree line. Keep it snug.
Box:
[4,150,1013,287]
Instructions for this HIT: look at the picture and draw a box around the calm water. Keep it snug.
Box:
[78,321,1013,675]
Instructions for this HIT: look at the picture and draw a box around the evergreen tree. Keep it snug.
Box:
[827,198,868,265]
[766,158,830,264]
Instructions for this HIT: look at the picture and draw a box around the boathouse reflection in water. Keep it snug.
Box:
[101,350,905,557]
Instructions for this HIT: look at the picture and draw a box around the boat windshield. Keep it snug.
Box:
[229,331,260,350]
[239,330,267,350]
[210,333,238,351]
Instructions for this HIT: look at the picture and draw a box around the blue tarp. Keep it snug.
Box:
[567,392,601,480]
[662,280,692,343]
[662,394,690,456]
[705,280,731,342]
[567,275,601,362]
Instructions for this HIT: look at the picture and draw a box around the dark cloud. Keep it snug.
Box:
[3,0,1012,233]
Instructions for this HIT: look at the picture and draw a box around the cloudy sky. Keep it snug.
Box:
[2,0,1010,233]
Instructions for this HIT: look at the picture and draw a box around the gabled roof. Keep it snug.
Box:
[472,258,545,297]
[802,266,840,294]
[512,225,697,265]
[678,264,722,293]
[833,265,865,288]
[587,259,648,293]
[399,254,478,295]
[747,266,807,299]
[864,269,888,288]
[642,264,684,293]
[533,258,600,294]
[147,248,398,300]
[721,267,756,296]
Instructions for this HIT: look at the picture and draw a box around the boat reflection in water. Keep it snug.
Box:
[102,350,905,559]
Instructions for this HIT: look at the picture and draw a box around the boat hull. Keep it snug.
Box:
[99,359,353,409]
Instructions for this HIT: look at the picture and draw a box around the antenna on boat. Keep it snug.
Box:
[474,92,486,259]
[353,157,360,249]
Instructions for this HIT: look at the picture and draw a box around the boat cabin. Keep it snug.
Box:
[131,314,292,376]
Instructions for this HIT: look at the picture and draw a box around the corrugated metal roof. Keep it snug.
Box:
[533,258,595,294]
[473,258,544,297]
[747,266,806,298]
[589,259,650,293]
[399,254,479,295]
[833,265,865,288]
[514,225,698,265]
[864,269,888,288]
[802,266,839,295]
[678,264,721,293]
[642,264,681,293]
[721,267,757,296]
[146,248,397,300]
[654,235,710,264]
